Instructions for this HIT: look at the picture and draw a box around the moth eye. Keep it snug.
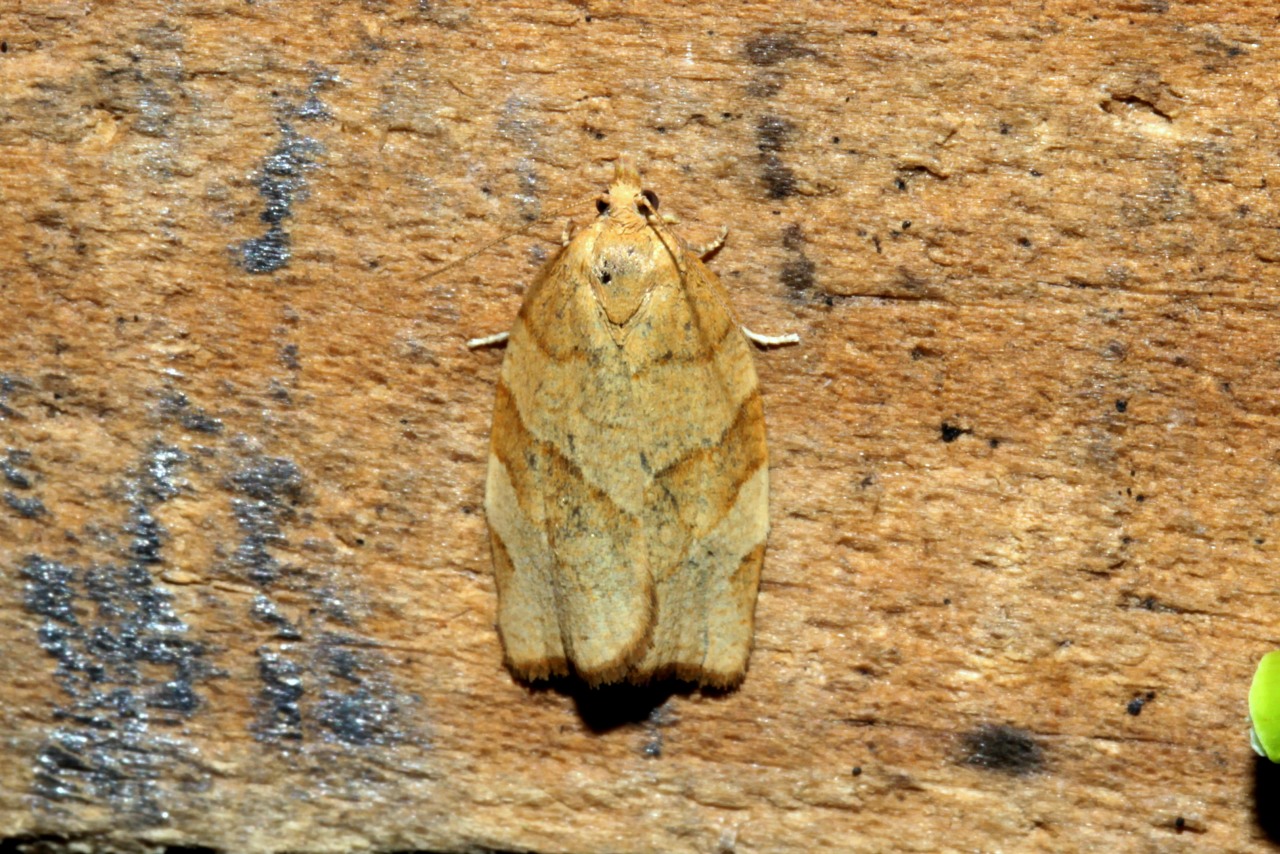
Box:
[596,199,609,215]
[642,189,660,210]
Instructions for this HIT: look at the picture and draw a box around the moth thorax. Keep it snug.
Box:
[590,230,677,328]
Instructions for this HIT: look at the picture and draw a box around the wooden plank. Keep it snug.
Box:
[1,1,1277,850]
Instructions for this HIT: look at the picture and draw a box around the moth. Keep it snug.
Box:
[472,156,795,687]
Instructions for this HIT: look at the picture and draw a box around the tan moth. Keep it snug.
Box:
[472,156,795,687]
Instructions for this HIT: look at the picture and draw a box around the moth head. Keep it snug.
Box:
[598,155,661,223]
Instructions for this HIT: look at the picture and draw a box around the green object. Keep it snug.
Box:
[1250,650,1280,762]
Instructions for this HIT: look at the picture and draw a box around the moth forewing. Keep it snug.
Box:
[481,156,783,687]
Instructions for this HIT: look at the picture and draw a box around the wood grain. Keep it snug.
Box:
[1,1,1278,851]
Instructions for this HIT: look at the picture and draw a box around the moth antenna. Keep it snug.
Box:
[643,207,687,275]
[421,192,598,284]
[636,173,798,347]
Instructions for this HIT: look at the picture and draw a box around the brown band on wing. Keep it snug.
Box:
[493,379,653,680]
[626,536,763,689]
[492,376,633,523]
[649,389,767,538]
[490,378,543,523]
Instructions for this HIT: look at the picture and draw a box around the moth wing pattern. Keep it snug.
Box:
[483,158,772,687]
[628,253,768,686]
[488,257,655,686]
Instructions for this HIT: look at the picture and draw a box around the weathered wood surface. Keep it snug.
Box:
[2,1,1278,851]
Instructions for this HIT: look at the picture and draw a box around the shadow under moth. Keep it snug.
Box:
[472,156,796,688]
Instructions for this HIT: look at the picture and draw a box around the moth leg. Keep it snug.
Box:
[466,331,510,349]
[561,219,577,247]
[742,326,800,347]
[690,226,729,260]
